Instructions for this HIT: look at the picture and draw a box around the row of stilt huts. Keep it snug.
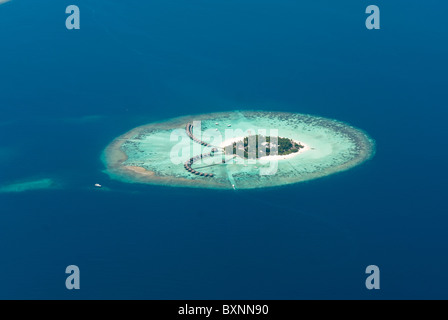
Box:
[185,123,214,148]
[184,123,220,178]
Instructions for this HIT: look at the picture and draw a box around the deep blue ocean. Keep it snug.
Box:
[0,0,447,299]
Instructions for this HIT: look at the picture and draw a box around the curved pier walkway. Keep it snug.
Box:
[185,123,215,148]
[184,123,221,177]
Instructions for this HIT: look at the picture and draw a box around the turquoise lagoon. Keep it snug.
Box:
[104,111,375,189]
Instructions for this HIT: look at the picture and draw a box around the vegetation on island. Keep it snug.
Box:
[224,134,304,158]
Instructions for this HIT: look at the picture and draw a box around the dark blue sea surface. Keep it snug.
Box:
[0,0,447,299]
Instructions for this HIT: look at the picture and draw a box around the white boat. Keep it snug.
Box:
[94,183,102,188]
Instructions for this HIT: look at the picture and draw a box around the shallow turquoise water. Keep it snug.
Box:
[107,111,374,189]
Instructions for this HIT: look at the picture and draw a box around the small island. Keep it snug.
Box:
[103,111,375,190]
[224,134,304,158]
